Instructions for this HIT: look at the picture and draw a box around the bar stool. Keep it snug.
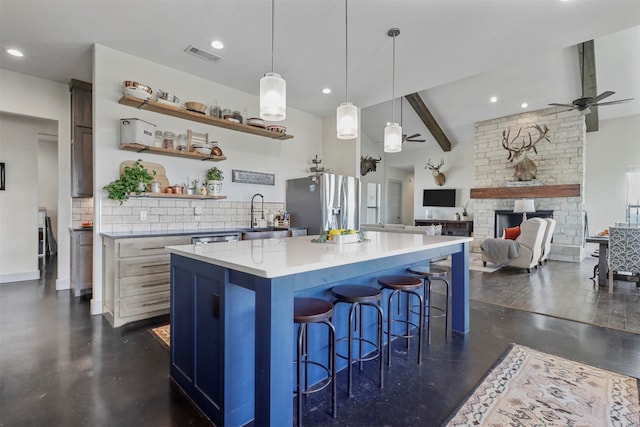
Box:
[377,275,424,365]
[294,297,337,427]
[407,265,450,343]
[331,285,384,397]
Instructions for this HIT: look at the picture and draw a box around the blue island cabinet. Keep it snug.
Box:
[167,233,470,427]
[170,255,256,427]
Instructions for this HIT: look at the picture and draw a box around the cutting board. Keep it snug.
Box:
[119,160,170,192]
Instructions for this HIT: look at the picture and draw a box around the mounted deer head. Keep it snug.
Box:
[501,124,550,163]
[425,158,446,186]
[502,124,551,181]
[360,155,382,176]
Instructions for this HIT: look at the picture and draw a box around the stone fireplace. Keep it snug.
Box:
[470,109,587,262]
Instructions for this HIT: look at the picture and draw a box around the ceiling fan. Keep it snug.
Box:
[548,90,634,114]
[548,41,634,116]
[400,98,426,143]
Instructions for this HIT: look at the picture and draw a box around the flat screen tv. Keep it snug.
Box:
[423,189,456,207]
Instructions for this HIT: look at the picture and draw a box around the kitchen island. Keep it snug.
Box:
[166,231,471,426]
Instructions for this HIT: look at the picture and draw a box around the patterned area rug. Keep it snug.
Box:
[445,344,640,426]
[435,253,500,273]
[150,324,170,350]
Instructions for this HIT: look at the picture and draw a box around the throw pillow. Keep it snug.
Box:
[504,226,521,240]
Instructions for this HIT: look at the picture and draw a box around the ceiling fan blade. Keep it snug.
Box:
[543,107,576,116]
[408,139,426,143]
[592,98,635,107]
[591,90,615,103]
[405,133,420,139]
[548,103,575,108]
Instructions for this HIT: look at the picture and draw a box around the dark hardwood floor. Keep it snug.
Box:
[1,256,638,427]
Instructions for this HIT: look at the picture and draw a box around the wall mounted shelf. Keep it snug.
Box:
[119,143,226,162]
[129,193,227,200]
[118,95,294,140]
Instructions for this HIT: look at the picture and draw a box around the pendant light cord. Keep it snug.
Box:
[271,0,275,73]
[391,32,396,123]
[345,0,349,102]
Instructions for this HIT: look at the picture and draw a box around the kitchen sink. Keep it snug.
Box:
[241,228,292,240]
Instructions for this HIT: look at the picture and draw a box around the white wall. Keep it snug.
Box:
[92,45,324,314]
[585,114,640,234]
[0,69,71,288]
[322,111,360,177]
[0,114,57,282]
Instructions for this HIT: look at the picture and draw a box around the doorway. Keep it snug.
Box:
[387,180,403,224]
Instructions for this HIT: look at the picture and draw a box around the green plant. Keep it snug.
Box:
[103,159,156,204]
[206,167,224,181]
[462,200,470,216]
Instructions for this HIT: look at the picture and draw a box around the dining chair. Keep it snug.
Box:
[607,226,640,293]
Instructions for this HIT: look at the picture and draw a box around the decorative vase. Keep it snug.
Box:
[207,180,222,196]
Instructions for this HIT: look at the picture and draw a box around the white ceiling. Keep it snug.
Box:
[1,0,639,153]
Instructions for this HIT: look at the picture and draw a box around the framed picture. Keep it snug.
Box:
[0,163,5,190]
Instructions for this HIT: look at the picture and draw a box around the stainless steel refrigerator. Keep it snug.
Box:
[286,174,360,235]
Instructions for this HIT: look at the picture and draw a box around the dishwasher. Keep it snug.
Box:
[191,233,241,244]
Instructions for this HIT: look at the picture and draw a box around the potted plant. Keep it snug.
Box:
[103,159,156,204]
[462,200,470,220]
[205,166,224,196]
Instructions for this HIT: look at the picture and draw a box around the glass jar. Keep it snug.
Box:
[176,133,188,151]
[154,130,163,147]
[163,131,175,149]
[210,99,220,118]
[222,109,232,120]
[232,110,242,123]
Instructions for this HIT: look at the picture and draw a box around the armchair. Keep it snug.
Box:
[481,218,547,272]
[608,226,640,293]
[539,218,557,264]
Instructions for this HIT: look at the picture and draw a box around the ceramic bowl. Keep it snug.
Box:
[185,101,208,114]
[266,124,287,135]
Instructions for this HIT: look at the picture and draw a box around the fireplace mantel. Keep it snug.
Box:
[470,184,580,199]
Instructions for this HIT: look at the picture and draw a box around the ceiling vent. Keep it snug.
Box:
[184,45,223,63]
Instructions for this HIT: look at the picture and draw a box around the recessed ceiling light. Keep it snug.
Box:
[6,48,23,57]
[521,102,529,109]
[322,88,332,94]
[210,40,224,50]
[490,96,498,103]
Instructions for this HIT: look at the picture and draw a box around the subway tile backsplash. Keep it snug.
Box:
[72,197,94,228]
[99,197,285,233]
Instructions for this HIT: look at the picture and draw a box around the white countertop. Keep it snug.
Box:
[166,231,472,278]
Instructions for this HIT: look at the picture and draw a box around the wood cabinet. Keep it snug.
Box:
[102,235,191,327]
[71,229,93,297]
[414,219,474,237]
[70,79,93,197]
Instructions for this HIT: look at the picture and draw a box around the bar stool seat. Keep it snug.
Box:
[294,297,337,427]
[331,285,384,397]
[407,265,450,343]
[377,275,424,365]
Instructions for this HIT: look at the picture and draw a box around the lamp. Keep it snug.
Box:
[513,199,535,221]
[260,0,286,121]
[336,0,358,139]
[384,28,402,153]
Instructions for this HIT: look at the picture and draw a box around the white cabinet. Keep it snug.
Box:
[102,235,191,327]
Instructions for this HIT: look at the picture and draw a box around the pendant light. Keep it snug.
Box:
[336,0,358,139]
[260,0,286,121]
[384,28,402,153]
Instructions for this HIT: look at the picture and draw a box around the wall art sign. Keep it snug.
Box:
[231,169,275,186]
[0,163,5,190]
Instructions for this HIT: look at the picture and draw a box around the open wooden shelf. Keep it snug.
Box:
[118,95,294,140]
[119,143,226,162]
[130,192,227,200]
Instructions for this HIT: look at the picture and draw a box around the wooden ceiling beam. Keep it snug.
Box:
[404,93,452,152]
[579,40,599,133]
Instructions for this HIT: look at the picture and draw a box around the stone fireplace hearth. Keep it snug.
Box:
[470,109,587,262]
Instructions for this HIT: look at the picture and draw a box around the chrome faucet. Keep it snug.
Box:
[250,193,264,228]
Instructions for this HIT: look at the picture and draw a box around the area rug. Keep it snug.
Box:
[444,344,640,426]
[435,253,500,273]
[150,324,170,350]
